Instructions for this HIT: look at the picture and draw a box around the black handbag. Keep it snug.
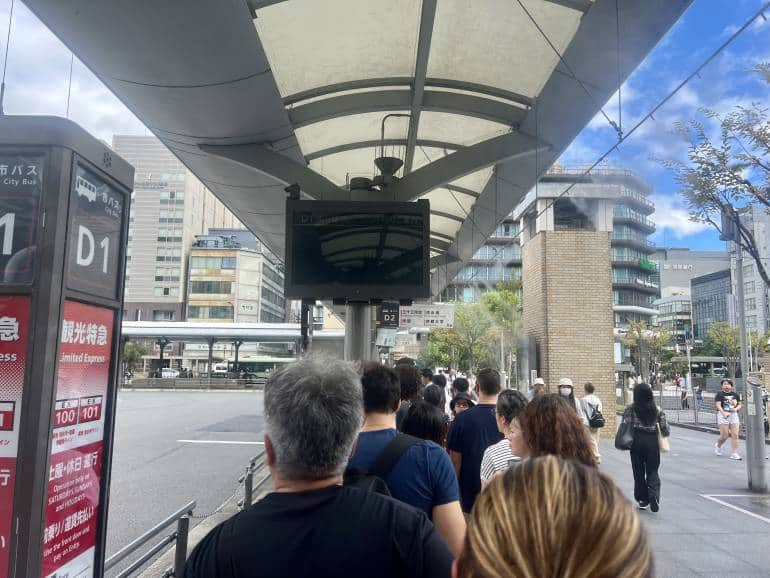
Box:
[614,418,635,450]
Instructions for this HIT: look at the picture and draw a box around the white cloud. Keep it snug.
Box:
[0,2,145,143]
[649,193,710,240]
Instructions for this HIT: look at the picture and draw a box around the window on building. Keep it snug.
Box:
[209,306,234,319]
[189,281,233,294]
[745,297,757,311]
[152,310,175,321]
[745,281,755,293]
[154,287,171,296]
[190,256,222,269]
[221,257,237,269]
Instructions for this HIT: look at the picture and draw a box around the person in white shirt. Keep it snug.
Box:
[480,389,528,487]
[582,381,603,463]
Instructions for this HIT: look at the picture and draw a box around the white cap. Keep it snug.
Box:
[558,378,574,387]
[533,377,545,386]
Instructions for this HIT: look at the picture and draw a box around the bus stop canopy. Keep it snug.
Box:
[24,0,691,294]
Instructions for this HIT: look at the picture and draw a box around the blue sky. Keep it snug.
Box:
[0,0,768,252]
[559,0,770,252]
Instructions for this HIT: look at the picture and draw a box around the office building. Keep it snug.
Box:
[729,205,770,333]
[653,295,692,351]
[113,135,241,322]
[443,166,660,329]
[691,269,735,341]
[649,248,729,297]
[440,217,521,303]
[186,232,286,324]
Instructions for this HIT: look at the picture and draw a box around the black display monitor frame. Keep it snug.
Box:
[284,199,430,301]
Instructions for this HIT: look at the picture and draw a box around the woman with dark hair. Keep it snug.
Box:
[480,389,527,487]
[401,400,448,447]
[423,384,445,410]
[619,383,670,512]
[510,394,596,468]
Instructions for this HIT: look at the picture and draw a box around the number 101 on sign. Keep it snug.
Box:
[79,396,102,423]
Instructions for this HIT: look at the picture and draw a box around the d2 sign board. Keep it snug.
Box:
[67,164,124,299]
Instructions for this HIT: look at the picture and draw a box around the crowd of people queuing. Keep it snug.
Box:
[184,357,663,578]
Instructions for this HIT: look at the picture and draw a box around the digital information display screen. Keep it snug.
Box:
[286,200,430,300]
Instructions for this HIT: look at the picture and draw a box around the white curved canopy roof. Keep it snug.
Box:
[23,0,692,294]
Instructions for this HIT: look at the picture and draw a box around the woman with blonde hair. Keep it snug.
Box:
[454,455,653,578]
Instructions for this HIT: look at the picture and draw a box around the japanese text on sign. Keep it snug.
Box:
[398,304,455,329]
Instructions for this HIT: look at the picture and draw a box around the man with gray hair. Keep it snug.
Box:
[184,357,452,578]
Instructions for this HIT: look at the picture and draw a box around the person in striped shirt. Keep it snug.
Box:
[479,390,528,487]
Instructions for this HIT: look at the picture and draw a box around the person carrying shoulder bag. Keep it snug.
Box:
[615,383,669,513]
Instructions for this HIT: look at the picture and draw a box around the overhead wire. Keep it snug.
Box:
[514,0,621,139]
[508,0,770,249]
[0,0,15,115]
[437,1,769,286]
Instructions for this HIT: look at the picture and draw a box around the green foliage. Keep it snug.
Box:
[658,62,770,287]
[122,341,147,370]
[707,321,740,377]
[424,286,523,376]
[621,321,671,380]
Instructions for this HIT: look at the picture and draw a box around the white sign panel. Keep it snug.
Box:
[399,303,454,329]
[375,328,397,347]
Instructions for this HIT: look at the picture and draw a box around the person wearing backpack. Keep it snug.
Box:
[581,381,605,464]
[347,362,465,556]
[184,357,452,578]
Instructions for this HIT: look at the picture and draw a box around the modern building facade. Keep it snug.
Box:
[730,205,770,333]
[440,218,521,302]
[114,135,241,323]
[653,294,692,351]
[186,233,286,324]
[443,166,659,329]
[649,248,729,298]
[691,269,735,341]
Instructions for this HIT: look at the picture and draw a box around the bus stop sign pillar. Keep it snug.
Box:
[745,377,767,493]
[0,116,133,578]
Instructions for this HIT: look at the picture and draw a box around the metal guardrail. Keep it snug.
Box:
[238,451,269,510]
[105,501,195,578]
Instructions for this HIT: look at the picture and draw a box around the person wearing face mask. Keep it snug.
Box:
[558,378,589,426]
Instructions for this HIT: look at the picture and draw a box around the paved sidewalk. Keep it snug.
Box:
[599,427,770,577]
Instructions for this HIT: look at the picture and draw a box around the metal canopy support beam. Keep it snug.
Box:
[404,0,437,174]
[430,253,461,269]
[305,138,458,162]
[200,143,348,201]
[431,210,465,223]
[430,238,452,251]
[390,131,549,202]
[284,78,533,109]
[430,0,694,296]
[287,89,527,129]
[543,0,594,12]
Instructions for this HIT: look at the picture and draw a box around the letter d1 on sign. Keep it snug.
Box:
[66,164,125,300]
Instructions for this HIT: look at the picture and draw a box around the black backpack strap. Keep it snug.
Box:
[368,434,421,480]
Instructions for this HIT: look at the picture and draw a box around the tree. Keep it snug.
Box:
[481,282,522,384]
[419,328,458,369]
[451,303,496,373]
[659,63,770,286]
[707,322,740,378]
[122,341,147,372]
[621,321,671,382]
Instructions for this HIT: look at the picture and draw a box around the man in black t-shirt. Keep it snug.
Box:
[184,358,452,578]
[446,368,504,512]
[714,378,743,460]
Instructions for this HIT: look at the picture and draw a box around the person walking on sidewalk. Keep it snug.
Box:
[619,383,670,512]
[714,378,742,460]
